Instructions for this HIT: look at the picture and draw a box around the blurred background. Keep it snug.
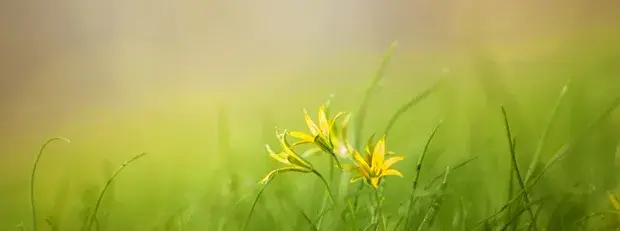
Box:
[1,0,620,230]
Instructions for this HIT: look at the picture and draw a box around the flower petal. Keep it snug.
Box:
[303,109,320,136]
[278,132,312,168]
[259,167,310,184]
[370,177,380,188]
[364,133,376,163]
[383,156,404,169]
[318,105,329,135]
[381,169,404,177]
[289,131,315,143]
[352,150,371,174]
[266,144,291,165]
[372,136,387,171]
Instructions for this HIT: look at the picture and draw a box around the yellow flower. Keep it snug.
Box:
[349,135,404,188]
[288,104,351,162]
[259,130,313,184]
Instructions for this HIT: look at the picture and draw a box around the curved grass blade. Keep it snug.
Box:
[353,40,398,148]
[471,98,620,229]
[30,137,70,231]
[524,81,570,183]
[501,106,538,230]
[352,41,398,212]
[383,80,442,135]
[424,156,479,190]
[416,166,450,231]
[85,152,147,231]
[404,121,442,230]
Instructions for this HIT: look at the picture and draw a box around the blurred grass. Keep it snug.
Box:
[1,31,620,230]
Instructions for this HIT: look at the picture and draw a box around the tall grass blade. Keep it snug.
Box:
[416,166,450,231]
[30,137,70,231]
[383,80,442,135]
[472,98,620,229]
[501,105,538,230]
[353,40,398,148]
[524,81,571,183]
[352,41,398,212]
[85,152,147,231]
[404,121,442,230]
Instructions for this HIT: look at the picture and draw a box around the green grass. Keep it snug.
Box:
[2,33,620,230]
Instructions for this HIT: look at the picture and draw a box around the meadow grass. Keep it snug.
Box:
[1,33,620,230]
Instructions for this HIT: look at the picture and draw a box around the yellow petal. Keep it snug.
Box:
[352,150,371,174]
[328,112,346,134]
[266,144,291,165]
[289,131,315,143]
[370,177,380,188]
[372,136,387,170]
[608,192,620,211]
[303,109,320,136]
[383,156,404,169]
[318,105,329,134]
[259,167,310,184]
[365,134,376,163]
[381,169,404,177]
[278,132,311,168]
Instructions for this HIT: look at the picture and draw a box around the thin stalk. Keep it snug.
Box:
[501,106,538,230]
[315,157,336,229]
[383,80,442,135]
[424,156,478,190]
[352,41,398,212]
[30,137,70,231]
[313,169,336,228]
[85,153,147,231]
[470,96,619,230]
[508,137,519,231]
[353,40,398,148]
[404,121,442,230]
[372,188,384,231]
[524,81,570,183]
[243,180,271,231]
[300,210,320,231]
[417,166,450,231]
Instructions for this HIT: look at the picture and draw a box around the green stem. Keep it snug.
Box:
[501,106,538,230]
[243,181,271,231]
[373,188,383,231]
[313,169,336,229]
[404,122,442,230]
[30,137,70,231]
[524,81,570,183]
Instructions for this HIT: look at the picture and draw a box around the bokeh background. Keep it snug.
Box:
[1,0,620,230]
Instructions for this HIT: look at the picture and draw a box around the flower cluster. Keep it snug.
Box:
[259,103,404,189]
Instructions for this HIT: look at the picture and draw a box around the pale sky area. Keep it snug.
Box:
[1,0,619,137]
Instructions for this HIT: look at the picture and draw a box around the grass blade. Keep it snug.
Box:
[472,98,620,229]
[352,41,398,212]
[501,105,538,230]
[243,180,272,231]
[30,137,70,231]
[85,152,147,231]
[383,80,442,135]
[524,81,570,183]
[353,40,398,148]
[404,121,442,230]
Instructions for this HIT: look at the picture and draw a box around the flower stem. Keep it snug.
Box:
[243,180,271,231]
[313,169,336,229]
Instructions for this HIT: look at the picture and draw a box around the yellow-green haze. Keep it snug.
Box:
[1,0,620,230]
